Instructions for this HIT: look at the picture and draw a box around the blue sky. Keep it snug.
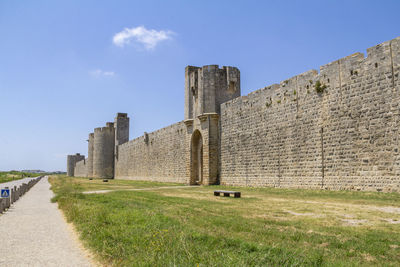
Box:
[0,0,399,171]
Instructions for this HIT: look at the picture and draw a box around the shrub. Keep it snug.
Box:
[314,80,327,94]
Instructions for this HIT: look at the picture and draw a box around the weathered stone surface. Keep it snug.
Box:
[69,37,400,191]
[86,133,94,177]
[220,37,400,191]
[115,122,187,183]
[66,153,84,176]
[93,123,115,179]
[74,159,87,177]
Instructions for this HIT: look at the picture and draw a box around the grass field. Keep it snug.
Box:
[49,176,400,266]
[0,171,41,183]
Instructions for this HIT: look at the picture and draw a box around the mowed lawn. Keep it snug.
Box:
[49,176,400,266]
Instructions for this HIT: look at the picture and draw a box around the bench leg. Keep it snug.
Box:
[234,192,241,198]
[214,192,220,196]
[223,193,230,197]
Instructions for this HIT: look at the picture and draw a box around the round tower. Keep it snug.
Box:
[93,123,115,178]
[67,155,75,176]
[87,133,94,177]
[66,153,85,176]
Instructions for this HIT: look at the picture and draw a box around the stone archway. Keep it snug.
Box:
[190,130,203,185]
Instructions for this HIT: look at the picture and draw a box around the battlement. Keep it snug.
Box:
[186,64,240,73]
[94,126,114,133]
[116,113,127,118]
[200,65,225,72]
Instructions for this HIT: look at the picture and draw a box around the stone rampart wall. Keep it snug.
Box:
[74,159,87,177]
[220,37,400,191]
[115,121,188,183]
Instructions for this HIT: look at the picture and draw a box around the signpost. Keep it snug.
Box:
[1,188,10,198]
[1,187,10,211]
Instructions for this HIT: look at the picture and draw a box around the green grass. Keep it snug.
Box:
[50,176,400,266]
[0,171,42,183]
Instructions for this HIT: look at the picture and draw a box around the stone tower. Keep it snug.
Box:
[184,65,240,185]
[114,113,130,177]
[93,122,115,178]
[184,65,240,120]
[114,113,129,146]
[86,133,94,177]
[67,153,85,176]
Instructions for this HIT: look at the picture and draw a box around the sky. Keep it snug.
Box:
[0,0,399,171]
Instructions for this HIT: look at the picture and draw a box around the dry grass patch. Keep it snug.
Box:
[160,186,400,230]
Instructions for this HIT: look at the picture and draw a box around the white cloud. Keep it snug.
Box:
[113,26,174,50]
[90,69,115,77]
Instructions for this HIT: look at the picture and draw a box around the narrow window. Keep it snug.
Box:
[228,81,236,93]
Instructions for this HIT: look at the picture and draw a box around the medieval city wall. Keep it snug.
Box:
[69,37,400,191]
[74,159,87,177]
[114,121,188,183]
[220,37,400,191]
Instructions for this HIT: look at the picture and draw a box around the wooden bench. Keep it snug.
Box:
[214,190,241,198]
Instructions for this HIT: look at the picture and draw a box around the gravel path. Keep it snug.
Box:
[0,176,93,267]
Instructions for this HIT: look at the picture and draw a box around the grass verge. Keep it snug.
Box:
[49,175,400,266]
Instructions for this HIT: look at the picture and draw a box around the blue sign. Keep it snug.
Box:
[1,189,10,198]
